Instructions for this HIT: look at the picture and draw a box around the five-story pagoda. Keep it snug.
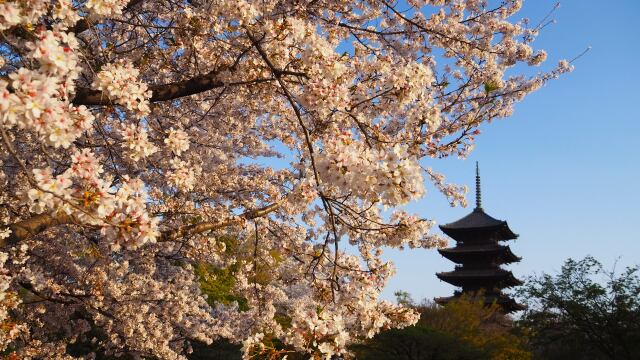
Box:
[435,163,525,313]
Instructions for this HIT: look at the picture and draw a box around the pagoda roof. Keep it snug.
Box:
[435,293,526,313]
[483,293,527,312]
[439,208,518,241]
[441,207,505,229]
[436,268,522,288]
[438,244,521,264]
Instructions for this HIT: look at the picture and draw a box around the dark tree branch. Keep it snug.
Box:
[2,212,75,247]
[72,67,227,105]
[1,201,281,247]
[72,69,289,106]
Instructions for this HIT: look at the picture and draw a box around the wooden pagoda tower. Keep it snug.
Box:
[435,163,525,313]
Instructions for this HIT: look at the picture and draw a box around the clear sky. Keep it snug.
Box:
[380,0,640,302]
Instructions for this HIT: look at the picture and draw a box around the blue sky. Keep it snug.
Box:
[380,0,640,302]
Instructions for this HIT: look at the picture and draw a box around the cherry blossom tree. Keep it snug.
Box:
[0,0,571,358]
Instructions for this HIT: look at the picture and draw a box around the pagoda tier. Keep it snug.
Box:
[436,268,522,288]
[434,163,525,313]
[439,208,518,243]
[438,244,521,264]
[435,290,526,313]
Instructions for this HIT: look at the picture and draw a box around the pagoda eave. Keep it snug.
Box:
[438,245,520,264]
[438,208,519,241]
[436,270,522,288]
[439,225,519,242]
[435,294,526,313]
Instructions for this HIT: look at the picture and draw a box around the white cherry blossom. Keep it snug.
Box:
[0,0,571,358]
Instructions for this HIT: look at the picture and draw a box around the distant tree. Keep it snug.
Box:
[517,256,640,360]
[351,293,531,360]
[350,326,484,360]
[394,290,415,308]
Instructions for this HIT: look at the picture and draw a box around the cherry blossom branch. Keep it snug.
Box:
[245,30,347,294]
[0,126,120,241]
[161,201,282,242]
[1,201,282,247]
[72,70,278,105]
[379,0,501,54]
[1,212,75,247]
[73,61,306,106]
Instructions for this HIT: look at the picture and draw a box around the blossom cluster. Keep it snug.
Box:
[284,307,349,359]
[0,252,26,352]
[53,0,82,27]
[295,25,351,116]
[27,149,160,250]
[168,158,199,191]
[101,177,161,250]
[85,0,130,17]
[165,128,190,156]
[0,1,47,31]
[1,31,93,149]
[1,0,128,31]
[385,62,434,106]
[92,61,152,117]
[268,252,421,359]
[316,130,424,206]
[384,210,443,249]
[426,168,469,208]
[121,123,158,161]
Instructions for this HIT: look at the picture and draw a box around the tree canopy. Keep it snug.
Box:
[0,0,569,358]
[352,294,531,360]
[517,256,640,360]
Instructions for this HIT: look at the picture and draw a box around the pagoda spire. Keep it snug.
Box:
[475,161,482,210]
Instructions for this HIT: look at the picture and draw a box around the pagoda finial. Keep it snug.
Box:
[475,161,482,210]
